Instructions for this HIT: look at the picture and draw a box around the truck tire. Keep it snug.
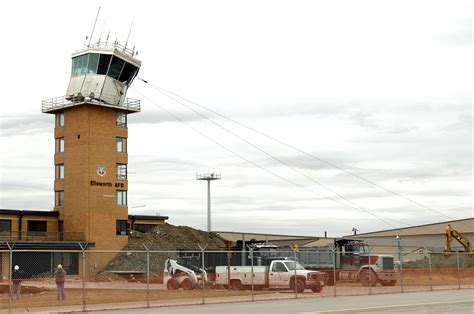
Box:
[380,279,397,286]
[360,270,377,287]
[311,284,323,293]
[230,279,243,291]
[181,278,195,290]
[166,278,180,290]
[290,278,306,293]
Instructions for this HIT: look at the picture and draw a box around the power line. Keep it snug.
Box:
[133,86,459,243]
[137,78,460,224]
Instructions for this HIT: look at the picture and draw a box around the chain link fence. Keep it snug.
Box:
[1,246,472,312]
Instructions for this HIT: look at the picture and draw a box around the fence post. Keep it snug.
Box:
[368,249,372,295]
[293,249,297,299]
[6,241,13,313]
[143,244,150,308]
[79,243,86,312]
[398,243,404,293]
[198,244,208,305]
[428,251,432,291]
[332,248,337,297]
[456,250,461,290]
[250,248,254,302]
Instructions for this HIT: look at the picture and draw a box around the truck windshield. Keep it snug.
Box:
[353,245,369,253]
[258,247,279,257]
[284,261,305,271]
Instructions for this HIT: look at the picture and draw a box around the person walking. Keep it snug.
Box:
[11,265,23,299]
[54,264,67,300]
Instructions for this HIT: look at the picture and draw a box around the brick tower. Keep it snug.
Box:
[42,42,141,252]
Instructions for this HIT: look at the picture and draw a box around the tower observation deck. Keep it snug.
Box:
[42,41,141,114]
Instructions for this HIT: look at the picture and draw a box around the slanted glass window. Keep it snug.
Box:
[55,112,64,127]
[87,53,100,73]
[116,164,127,180]
[107,56,125,80]
[97,54,112,75]
[116,112,127,128]
[55,164,64,180]
[55,190,64,207]
[119,62,138,84]
[27,220,47,236]
[116,190,127,206]
[116,220,128,235]
[116,137,127,153]
[0,219,11,236]
[56,138,64,153]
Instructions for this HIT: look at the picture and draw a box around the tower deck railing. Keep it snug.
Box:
[42,95,140,113]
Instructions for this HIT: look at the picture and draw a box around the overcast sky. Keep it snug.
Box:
[0,0,472,237]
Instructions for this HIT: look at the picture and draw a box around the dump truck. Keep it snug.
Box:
[278,238,398,286]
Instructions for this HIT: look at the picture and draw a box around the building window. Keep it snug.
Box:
[116,137,127,153]
[55,191,64,207]
[116,190,127,206]
[27,220,47,236]
[55,138,64,153]
[116,220,128,235]
[116,112,127,128]
[0,219,11,236]
[116,164,127,180]
[55,164,64,180]
[134,224,159,233]
[55,112,64,127]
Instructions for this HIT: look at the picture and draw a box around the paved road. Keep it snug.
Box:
[91,289,473,313]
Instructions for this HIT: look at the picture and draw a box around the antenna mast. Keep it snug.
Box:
[125,19,134,50]
[88,6,101,46]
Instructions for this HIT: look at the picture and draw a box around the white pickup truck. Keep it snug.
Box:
[215,259,327,292]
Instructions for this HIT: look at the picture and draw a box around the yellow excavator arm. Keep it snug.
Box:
[445,224,473,253]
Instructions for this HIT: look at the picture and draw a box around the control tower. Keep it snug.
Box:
[42,41,141,252]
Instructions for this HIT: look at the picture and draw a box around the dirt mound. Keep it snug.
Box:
[102,223,227,276]
[127,223,226,250]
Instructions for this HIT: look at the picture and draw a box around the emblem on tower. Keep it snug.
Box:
[97,165,106,177]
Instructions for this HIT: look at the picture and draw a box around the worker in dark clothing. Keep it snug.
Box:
[11,265,23,299]
[54,264,67,300]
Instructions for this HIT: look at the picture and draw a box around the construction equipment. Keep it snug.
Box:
[278,238,398,286]
[445,224,473,255]
[163,258,207,290]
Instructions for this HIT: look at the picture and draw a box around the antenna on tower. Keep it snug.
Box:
[88,6,101,47]
[125,19,134,51]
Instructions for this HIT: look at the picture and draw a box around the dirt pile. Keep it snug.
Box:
[102,223,227,276]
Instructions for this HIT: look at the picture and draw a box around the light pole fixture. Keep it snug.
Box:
[352,227,358,235]
[196,173,221,232]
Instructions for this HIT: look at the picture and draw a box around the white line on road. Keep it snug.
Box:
[318,299,474,313]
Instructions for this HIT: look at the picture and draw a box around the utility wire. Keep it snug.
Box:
[137,78,460,224]
[133,89,407,230]
[134,88,462,250]
[134,85,456,243]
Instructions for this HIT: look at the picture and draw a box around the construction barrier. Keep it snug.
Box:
[0,247,472,312]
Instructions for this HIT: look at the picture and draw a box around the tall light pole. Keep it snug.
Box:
[196,173,221,232]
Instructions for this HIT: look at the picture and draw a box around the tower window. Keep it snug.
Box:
[116,190,127,206]
[108,56,126,80]
[116,112,127,128]
[97,54,112,75]
[55,112,64,127]
[116,137,127,153]
[116,220,128,235]
[116,164,127,180]
[55,164,65,180]
[55,138,64,153]
[55,191,64,207]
